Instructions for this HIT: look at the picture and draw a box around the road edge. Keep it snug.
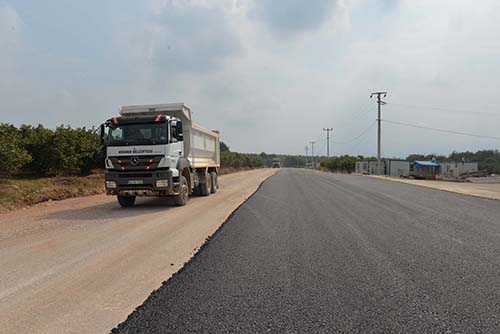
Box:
[110,170,277,333]
[368,174,500,202]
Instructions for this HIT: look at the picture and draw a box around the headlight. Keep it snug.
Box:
[156,179,168,188]
[106,181,117,189]
[157,157,169,168]
[105,158,114,169]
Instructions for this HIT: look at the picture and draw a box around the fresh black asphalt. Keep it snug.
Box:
[112,169,500,333]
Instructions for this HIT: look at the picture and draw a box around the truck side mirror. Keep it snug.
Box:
[100,123,106,145]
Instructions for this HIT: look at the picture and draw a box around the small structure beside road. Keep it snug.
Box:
[368,161,385,175]
[356,159,480,181]
[412,161,441,179]
[440,162,478,178]
[355,159,409,177]
[355,161,369,174]
[386,160,410,177]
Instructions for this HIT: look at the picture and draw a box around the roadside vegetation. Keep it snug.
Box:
[0,123,103,177]
[321,155,365,173]
[0,175,103,213]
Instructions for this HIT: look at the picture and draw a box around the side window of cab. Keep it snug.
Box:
[170,121,178,143]
[176,121,183,141]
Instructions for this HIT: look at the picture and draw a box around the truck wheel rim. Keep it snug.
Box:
[182,185,188,200]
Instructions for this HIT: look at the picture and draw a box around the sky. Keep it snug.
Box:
[1,0,500,158]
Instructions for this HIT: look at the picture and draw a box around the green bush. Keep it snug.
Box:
[50,126,102,175]
[20,124,55,175]
[2,123,102,176]
[0,124,32,176]
[321,155,359,173]
[221,151,264,169]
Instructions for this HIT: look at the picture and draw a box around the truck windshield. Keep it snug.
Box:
[108,123,167,146]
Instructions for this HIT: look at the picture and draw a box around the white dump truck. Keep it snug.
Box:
[100,103,220,207]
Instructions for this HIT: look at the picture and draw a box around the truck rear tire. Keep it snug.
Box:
[199,172,211,196]
[174,176,189,206]
[117,195,136,207]
[210,171,217,194]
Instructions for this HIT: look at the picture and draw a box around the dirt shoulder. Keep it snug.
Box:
[0,175,104,213]
[369,175,500,201]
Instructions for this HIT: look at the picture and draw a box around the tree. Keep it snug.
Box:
[0,124,32,176]
[20,124,55,175]
[50,125,102,175]
[321,155,359,173]
[19,124,102,176]
[220,141,230,152]
[221,151,264,169]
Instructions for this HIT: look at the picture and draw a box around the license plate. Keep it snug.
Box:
[128,180,143,185]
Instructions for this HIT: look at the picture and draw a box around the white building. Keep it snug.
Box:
[368,161,385,175]
[386,160,410,177]
[440,162,478,177]
[356,159,409,177]
[355,161,369,174]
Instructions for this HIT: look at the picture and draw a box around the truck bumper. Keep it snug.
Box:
[105,170,175,196]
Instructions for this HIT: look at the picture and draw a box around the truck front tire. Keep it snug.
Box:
[174,176,189,206]
[117,195,136,207]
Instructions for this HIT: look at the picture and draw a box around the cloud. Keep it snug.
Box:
[145,1,242,76]
[249,0,338,37]
[0,2,22,92]
[0,2,21,49]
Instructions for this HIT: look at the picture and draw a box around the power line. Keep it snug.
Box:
[349,124,375,151]
[333,102,375,129]
[384,119,500,141]
[386,102,500,117]
[333,120,377,144]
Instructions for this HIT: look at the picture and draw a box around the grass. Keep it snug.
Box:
[0,174,104,213]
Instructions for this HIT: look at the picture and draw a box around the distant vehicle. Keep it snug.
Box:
[101,103,220,207]
[272,160,281,168]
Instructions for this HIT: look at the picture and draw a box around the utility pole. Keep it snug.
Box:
[310,141,316,169]
[304,145,309,168]
[323,128,333,158]
[370,91,387,174]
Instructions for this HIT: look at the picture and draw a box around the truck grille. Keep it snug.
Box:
[109,155,163,171]
[118,173,153,178]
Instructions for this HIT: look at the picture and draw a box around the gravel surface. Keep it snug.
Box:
[113,169,500,334]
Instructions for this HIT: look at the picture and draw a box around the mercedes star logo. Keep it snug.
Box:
[130,156,140,166]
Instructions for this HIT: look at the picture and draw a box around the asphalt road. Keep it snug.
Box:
[113,168,500,334]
